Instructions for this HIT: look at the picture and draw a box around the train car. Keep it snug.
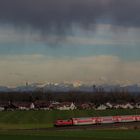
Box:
[72,117,97,125]
[97,116,115,124]
[135,115,140,121]
[54,119,73,126]
[54,115,140,127]
[118,115,136,123]
[112,116,122,123]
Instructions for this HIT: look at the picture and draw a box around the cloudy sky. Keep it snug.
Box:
[0,0,140,86]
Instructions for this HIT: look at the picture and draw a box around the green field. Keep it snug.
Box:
[0,129,140,140]
[0,109,140,140]
[0,109,140,129]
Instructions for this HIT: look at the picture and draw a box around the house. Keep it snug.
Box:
[17,102,31,110]
[30,102,35,110]
[49,102,61,110]
[121,103,134,109]
[19,106,29,111]
[135,103,140,109]
[113,103,134,109]
[0,107,4,111]
[11,101,50,111]
[4,101,18,111]
[0,102,7,111]
[106,102,113,109]
[113,104,122,109]
[57,102,77,110]
[34,101,50,110]
[77,103,95,110]
[96,104,108,110]
[18,102,36,110]
[79,103,91,110]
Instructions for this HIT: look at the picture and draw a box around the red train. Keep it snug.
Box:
[54,115,140,126]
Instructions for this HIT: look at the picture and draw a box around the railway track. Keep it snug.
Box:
[6,122,140,132]
[53,122,140,131]
[22,121,140,131]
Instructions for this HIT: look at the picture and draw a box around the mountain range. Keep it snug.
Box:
[0,83,140,93]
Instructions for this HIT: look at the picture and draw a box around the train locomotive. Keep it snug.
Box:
[54,115,140,126]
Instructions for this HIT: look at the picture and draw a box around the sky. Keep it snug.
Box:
[0,0,140,86]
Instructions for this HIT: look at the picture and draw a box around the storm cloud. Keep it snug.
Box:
[0,0,140,33]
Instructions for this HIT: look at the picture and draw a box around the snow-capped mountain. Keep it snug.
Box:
[0,83,140,93]
[0,86,11,92]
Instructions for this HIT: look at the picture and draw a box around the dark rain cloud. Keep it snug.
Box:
[0,0,140,33]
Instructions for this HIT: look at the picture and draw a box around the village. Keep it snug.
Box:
[0,101,140,111]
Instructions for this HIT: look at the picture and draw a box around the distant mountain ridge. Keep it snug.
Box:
[0,83,140,93]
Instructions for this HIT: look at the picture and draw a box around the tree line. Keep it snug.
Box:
[0,90,140,104]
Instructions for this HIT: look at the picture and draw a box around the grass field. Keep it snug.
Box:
[0,129,140,140]
[0,109,140,140]
[0,109,140,129]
